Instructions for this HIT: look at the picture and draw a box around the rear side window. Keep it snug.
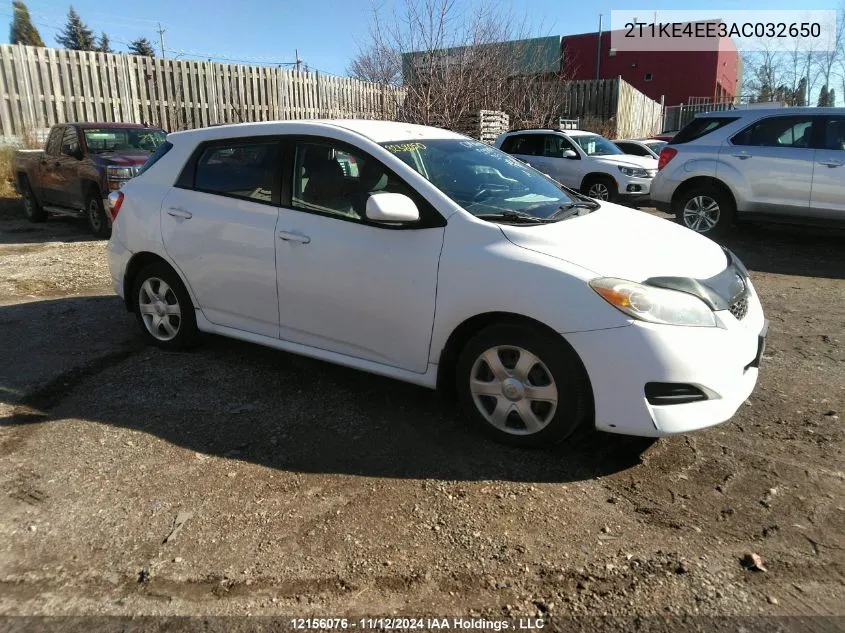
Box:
[731,116,816,148]
[501,134,543,156]
[193,141,279,204]
[670,117,739,144]
[137,141,173,177]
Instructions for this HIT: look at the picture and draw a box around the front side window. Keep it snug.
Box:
[46,127,63,155]
[382,139,579,219]
[62,127,79,154]
[731,116,816,148]
[570,134,623,157]
[543,135,577,158]
[823,116,845,150]
[193,141,278,203]
[83,127,167,153]
[292,141,415,221]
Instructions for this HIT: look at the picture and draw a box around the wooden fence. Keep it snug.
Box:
[0,43,405,141]
[563,77,663,139]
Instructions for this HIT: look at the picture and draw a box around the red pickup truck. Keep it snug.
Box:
[13,122,167,237]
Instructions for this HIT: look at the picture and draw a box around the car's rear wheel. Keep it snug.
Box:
[582,176,618,203]
[21,179,46,222]
[132,262,198,350]
[86,191,111,238]
[456,324,590,448]
[676,186,735,237]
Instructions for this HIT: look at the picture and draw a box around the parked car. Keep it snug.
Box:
[13,122,167,237]
[494,128,658,204]
[651,131,678,142]
[614,139,667,159]
[107,120,767,447]
[651,107,845,235]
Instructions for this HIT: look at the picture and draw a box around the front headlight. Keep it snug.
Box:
[107,166,133,179]
[589,277,717,327]
[618,165,650,178]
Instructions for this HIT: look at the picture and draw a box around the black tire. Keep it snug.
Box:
[674,185,735,237]
[21,178,46,223]
[131,262,199,350]
[582,175,618,203]
[85,190,111,238]
[455,324,590,448]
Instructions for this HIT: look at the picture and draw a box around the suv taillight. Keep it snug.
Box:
[107,191,124,221]
[658,147,677,170]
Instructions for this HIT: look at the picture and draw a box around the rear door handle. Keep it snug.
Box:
[819,159,844,167]
[732,152,752,159]
[167,207,192,219]
[278,231,311,244]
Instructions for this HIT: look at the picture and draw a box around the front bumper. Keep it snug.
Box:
[106,238,131,300]
[616,175,653,197]
[566,287,766,437]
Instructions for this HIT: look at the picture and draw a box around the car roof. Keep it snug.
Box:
[167,119,466,144]
[71,122,161,130]
[697,106,845,118]
[503,129,597,137]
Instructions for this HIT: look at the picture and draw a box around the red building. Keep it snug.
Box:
[562,28,740,107]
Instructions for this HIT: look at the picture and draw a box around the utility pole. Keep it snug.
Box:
[295,49,302,72]
[157,22,166,58]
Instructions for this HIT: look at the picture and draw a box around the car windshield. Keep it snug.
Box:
[380,139,580,220]
[83,127,167,153]
[571,134,623,156]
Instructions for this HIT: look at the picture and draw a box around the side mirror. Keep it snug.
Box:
[62,144,81,159]
[365,192,420,223]
[563,149,578,160]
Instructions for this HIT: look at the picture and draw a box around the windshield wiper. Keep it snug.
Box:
[548,201,599,220]
[475,210,555,224]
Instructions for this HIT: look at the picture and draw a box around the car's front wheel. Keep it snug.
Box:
[455,324,590,448]
[675,186,735,237]
[132,262,198,350]
[21,179,46,222]
[582,175,618,203]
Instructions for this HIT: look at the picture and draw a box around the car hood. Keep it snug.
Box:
[94,152,151,167]
[499,203,728,281]
[592,154,658,170]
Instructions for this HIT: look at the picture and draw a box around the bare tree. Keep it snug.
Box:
[354,0,570,132]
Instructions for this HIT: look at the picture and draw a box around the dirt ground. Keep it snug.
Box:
[0,195,843,627]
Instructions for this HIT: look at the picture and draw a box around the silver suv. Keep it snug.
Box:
[651,107,845,235]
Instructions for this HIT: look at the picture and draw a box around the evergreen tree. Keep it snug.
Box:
[128,37,156,57]
[10,0,45,46]
[795,77,807,106]
[55,6,95,50]
[96,32,112,53]
[828,88,836,107]
[818,85,829,107]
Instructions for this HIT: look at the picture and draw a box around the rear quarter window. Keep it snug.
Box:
[670,117,739,144]
[137,141,173,177]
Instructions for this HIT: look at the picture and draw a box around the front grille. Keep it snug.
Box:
[730,291,749,320]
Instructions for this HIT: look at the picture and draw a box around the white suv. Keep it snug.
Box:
[107,120,766,447]
[495,129,658,203]
[651,107,845,235]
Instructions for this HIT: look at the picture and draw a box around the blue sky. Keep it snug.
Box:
[2,0,838,75]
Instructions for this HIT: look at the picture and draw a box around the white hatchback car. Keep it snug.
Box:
[495,129,658,204]
[107,120,767,447]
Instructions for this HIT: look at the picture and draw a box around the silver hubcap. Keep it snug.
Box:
[683,195,720,233]
[138,277,181,341]
[587,182,610,200]
[469,346,558,436]
[89,199,102,230]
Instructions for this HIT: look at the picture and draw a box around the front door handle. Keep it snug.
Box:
[732,152,752,160]
[167,207,192,219]
[819,159,844,167]
[278,231,311,244]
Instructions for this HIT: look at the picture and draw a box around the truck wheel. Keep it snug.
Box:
[582,176,617,203]
[21,179,46,223]
[86,191,110,238]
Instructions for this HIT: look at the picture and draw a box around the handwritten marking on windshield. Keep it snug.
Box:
[384,143,426,153]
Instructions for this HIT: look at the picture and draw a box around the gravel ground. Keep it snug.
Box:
[0,196,843,627]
